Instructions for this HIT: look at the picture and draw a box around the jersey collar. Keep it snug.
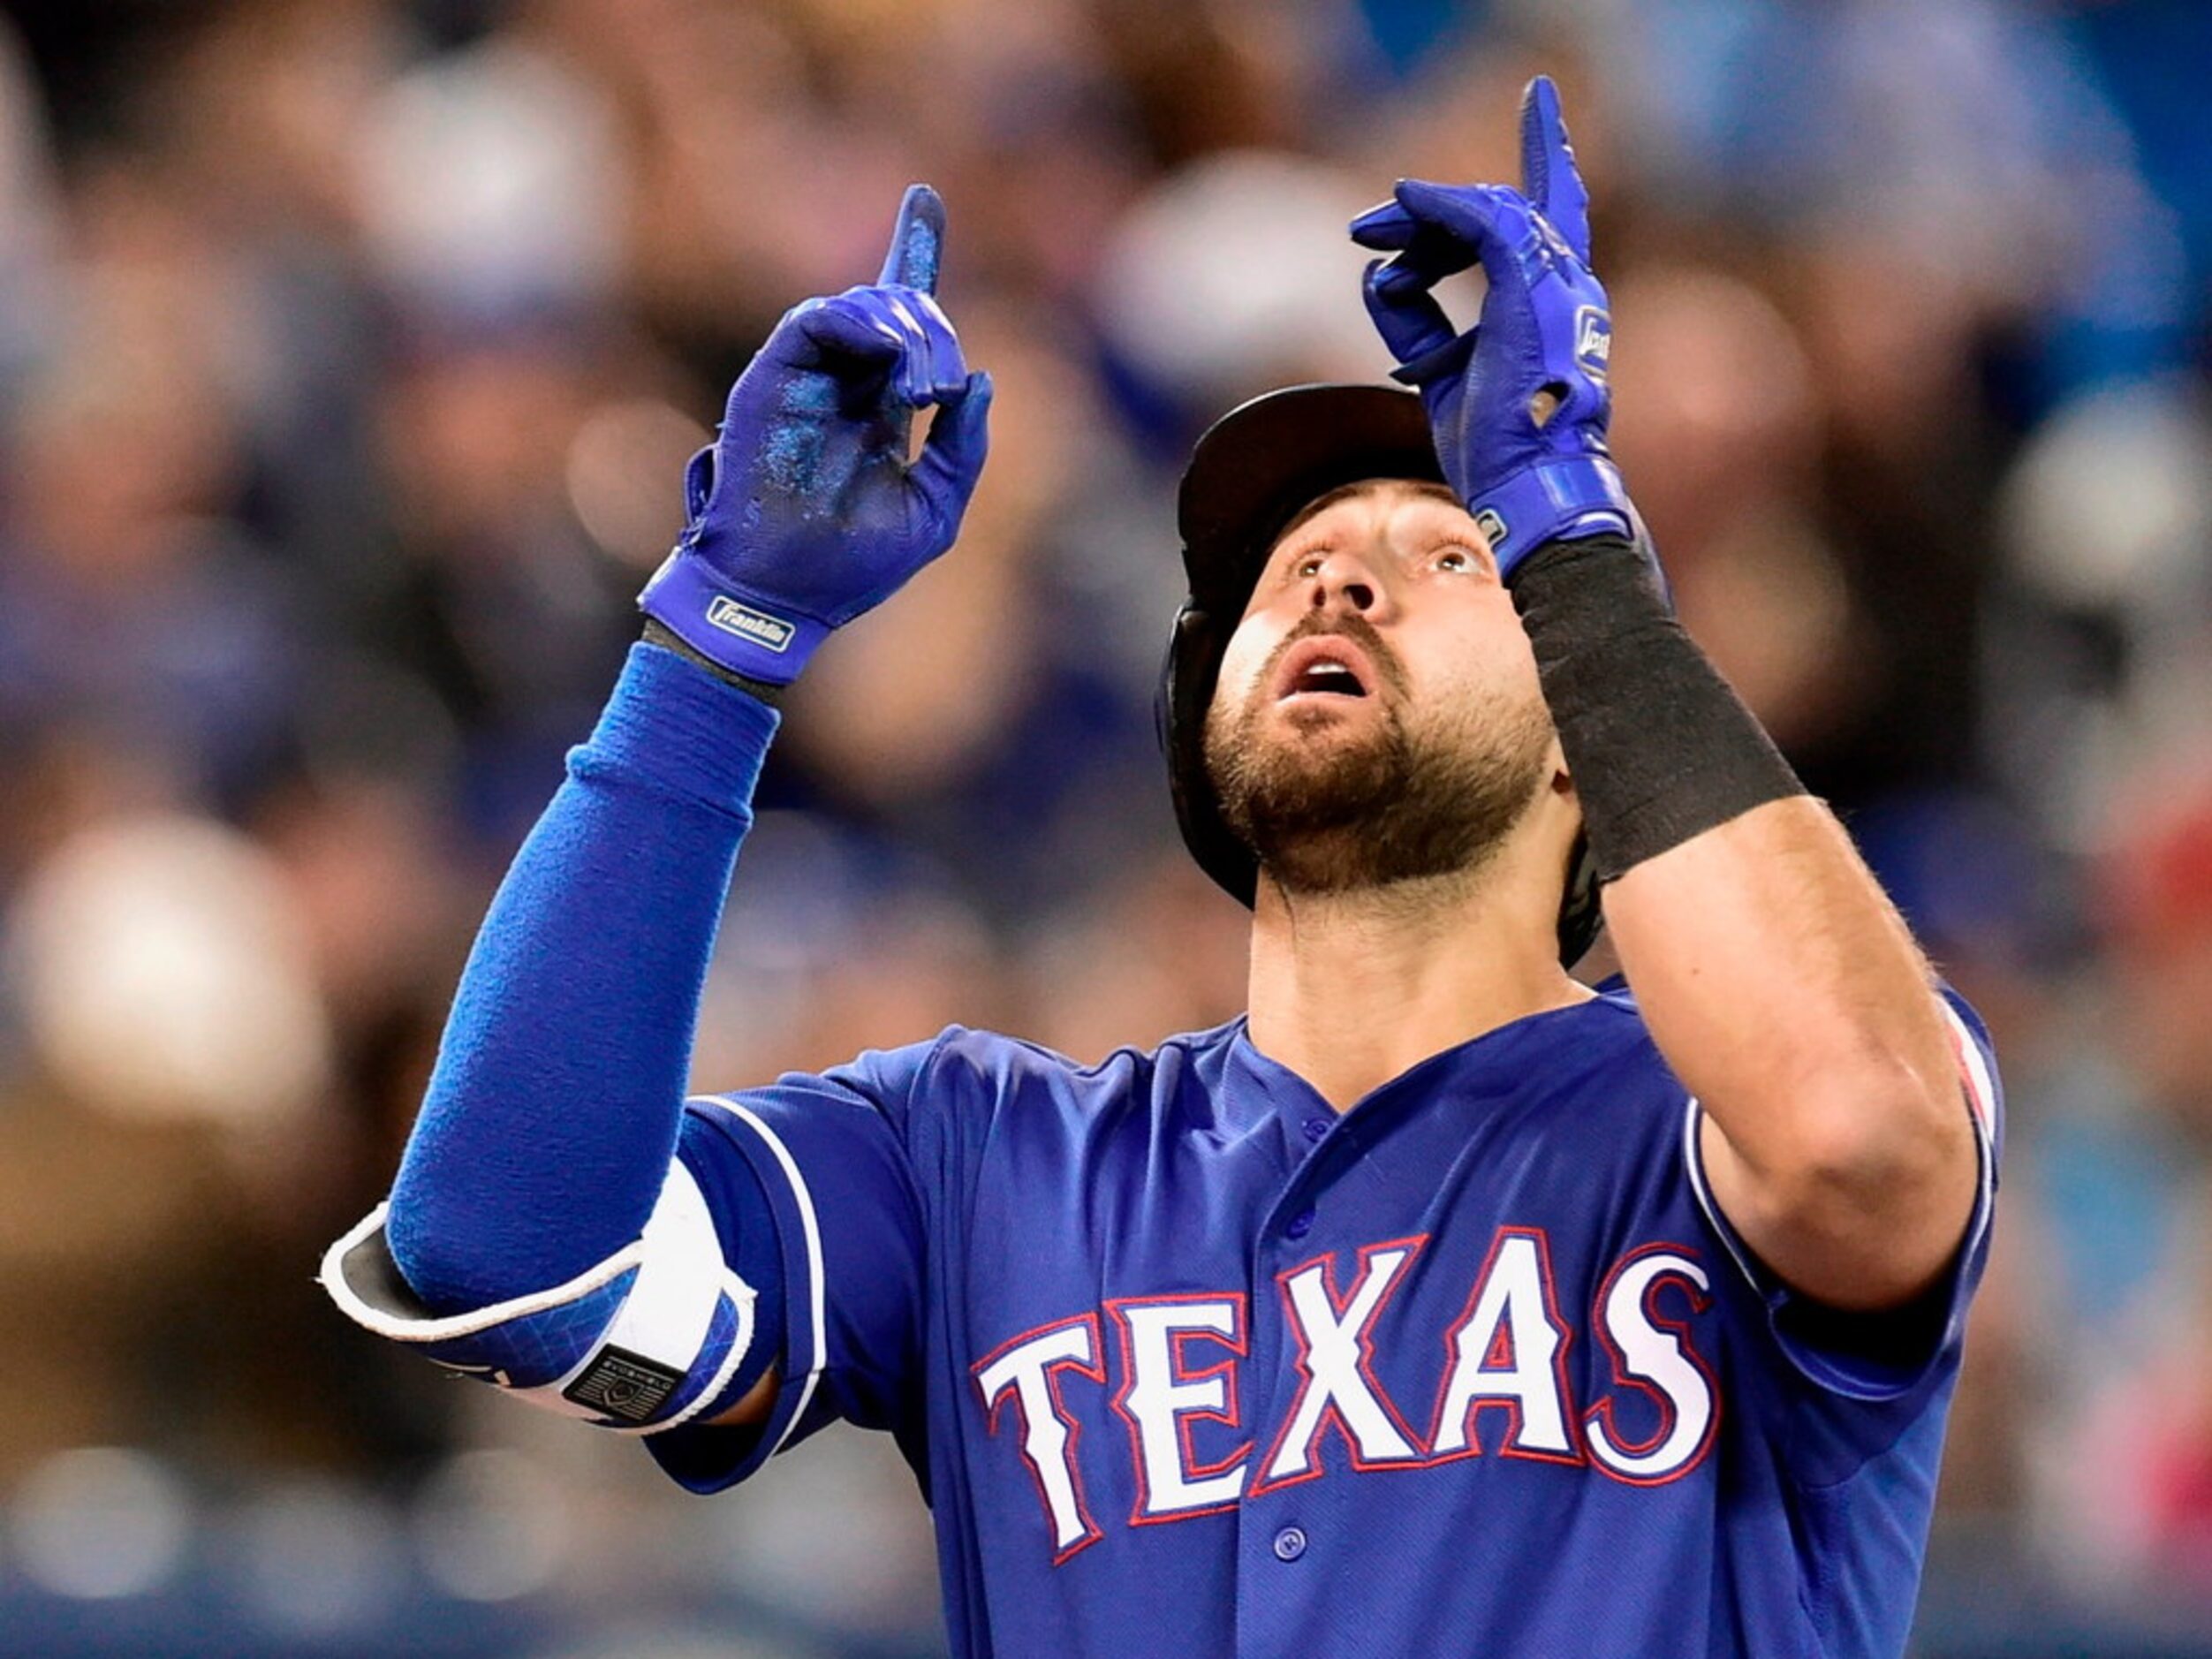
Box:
[1223,991,1632,1146]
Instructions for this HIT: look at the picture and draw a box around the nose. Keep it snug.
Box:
[1306,548,1384,618]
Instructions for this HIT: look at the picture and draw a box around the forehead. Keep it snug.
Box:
[1268,478,1466,549]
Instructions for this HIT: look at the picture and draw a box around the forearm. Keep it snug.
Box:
[386,641,777,1313]
[1513,536,1972,1301]
[1604,799,1959,1165]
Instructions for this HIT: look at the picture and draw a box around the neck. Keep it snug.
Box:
[1243,816,1589,1111]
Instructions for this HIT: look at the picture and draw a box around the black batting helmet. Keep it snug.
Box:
[1157,383,1603,966]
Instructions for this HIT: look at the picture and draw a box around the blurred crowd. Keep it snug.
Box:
[0,0,2207,1653]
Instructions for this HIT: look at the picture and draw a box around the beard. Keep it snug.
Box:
[1202,618,1555,897]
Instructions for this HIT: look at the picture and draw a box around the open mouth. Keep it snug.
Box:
[1274,636,1375,702]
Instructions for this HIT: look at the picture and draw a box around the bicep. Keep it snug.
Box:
[1695,1088,1976,1314]
[1686,989,2002,1385]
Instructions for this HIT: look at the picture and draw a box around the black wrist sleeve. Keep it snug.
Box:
[1510,534,1804,881]
[640,618,787,708]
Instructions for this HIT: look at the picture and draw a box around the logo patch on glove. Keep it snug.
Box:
[1473,508,1510,550]
[706,596,797,653]
[562,1345,684,1424]
[1573,307,1611,383]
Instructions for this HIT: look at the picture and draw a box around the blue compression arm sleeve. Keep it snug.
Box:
[386,642,780,1322]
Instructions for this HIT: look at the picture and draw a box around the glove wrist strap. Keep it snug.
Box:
[1467,456,1632,575]
[640,620,786,708]
[638,553,830,686]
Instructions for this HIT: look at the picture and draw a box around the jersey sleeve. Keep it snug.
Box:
[644,1033,946,1494]
[1681,986,2002,1456]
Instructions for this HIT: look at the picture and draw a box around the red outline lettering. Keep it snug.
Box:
[1583,1244,1721,1487]
[1425,1225,1584,1469]
[1105,1292,1250,1526]
[1252,1235,1428,1493]
[972,1313,1109,1564]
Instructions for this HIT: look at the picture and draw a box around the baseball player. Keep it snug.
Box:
[324,80,1999,1658]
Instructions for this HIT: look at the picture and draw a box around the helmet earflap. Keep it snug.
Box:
[1160,600,1258,908]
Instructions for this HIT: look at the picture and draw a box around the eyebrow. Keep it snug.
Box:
[1272,479,1463,546]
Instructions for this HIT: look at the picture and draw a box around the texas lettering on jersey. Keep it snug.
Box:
[973,1225,1716,1560]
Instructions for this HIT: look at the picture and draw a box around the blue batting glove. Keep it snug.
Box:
[1350,77,1632,578]
[640,184,993,683]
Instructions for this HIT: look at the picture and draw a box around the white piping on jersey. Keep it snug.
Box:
[708,1095,830,1458]
[1678,1096,1761,1296]
[1940,1000,1999,1140]
[1678,996,1999,1306]
[1936,999,2000,1307]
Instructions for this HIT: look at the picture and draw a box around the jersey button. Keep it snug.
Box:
[1273,1526,1308,1562]
[1284,1208,1315,1240]
[1301,1117,1330,1144]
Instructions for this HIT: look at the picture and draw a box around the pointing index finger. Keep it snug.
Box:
[1519,76,1593,265]
[879,183,947,294]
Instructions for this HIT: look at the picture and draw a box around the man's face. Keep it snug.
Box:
[1202,480,1557,895]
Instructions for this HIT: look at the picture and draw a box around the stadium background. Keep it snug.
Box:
[0,0,2207,1653]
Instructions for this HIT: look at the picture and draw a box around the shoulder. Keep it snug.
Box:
[919,1019,1249,1121]
[687,1020,1249,1136]
[1542,981,1689,1105]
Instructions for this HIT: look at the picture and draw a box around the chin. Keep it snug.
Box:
[1267,691,1390,742]
[1251,709,1392,788]
[1206,680,1556,897]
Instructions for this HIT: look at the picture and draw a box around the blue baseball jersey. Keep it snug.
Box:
[648,984,2000,1659]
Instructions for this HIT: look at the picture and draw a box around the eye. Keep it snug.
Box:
[1435,546,1474,573]
[1284,549,1326,580]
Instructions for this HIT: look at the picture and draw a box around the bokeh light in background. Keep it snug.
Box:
[0,0,2206,1653]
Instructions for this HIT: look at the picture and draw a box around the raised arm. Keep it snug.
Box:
[322,187,989,1432]
[1353,81,1977,1314]
[1601,804,1971,1310]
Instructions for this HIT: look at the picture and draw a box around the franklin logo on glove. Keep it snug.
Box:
[704,596,796,653]
[1574,306,1611,381]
